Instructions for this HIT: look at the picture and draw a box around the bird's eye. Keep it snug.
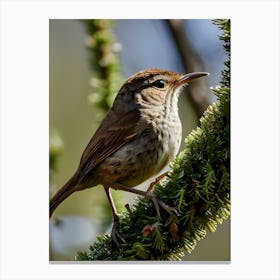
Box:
[152,79,165,88]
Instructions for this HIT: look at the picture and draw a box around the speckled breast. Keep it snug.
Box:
[96,116,182,188]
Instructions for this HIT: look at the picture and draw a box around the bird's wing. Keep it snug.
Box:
[77,108,143,179]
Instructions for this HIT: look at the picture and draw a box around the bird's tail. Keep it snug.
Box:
[49,173,79,218]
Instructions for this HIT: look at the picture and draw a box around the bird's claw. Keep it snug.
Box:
[147,171,169,192]
[157,199,179,217]
[146,191,178,221]
[111,219,125,247]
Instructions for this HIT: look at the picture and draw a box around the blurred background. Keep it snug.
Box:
[49,19,230,261]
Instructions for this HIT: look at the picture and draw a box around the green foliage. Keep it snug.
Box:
[76,19,230,261]
[82,20,123,120]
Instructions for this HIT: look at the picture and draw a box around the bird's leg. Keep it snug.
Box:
[146,171,169,193]
[103,187,125,246]
[113,183,177,221]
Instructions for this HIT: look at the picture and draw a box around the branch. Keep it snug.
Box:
[166,19,210,118]
[76,19,230,261]
[82,19,123,117]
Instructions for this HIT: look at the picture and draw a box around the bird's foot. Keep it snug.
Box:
[110,217,125,247]
[147,171,169,192]
[145,191,178,221]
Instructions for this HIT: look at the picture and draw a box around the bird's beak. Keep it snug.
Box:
[176,72,209,87]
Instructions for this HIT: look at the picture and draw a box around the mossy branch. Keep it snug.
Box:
[76,19,230,261]
[82,19,123,120]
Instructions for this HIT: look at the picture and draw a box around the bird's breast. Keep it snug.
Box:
[96,112,182,188]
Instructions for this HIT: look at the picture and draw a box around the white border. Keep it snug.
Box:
[1,0,279,279]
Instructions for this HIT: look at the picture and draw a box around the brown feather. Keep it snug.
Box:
[77,108,141,181]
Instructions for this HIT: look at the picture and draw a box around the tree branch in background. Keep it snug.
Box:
[82,20,123,119]
[166,19,210,118]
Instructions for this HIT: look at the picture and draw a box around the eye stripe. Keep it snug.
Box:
[133,76,168,93]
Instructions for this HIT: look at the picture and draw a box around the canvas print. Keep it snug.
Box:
[49,19,230,261]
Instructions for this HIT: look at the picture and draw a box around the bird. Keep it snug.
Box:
[49,68,209,245]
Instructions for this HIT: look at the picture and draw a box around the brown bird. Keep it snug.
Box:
[50,68,209,244]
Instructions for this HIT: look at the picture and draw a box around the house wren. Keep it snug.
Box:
[50,68,209,244]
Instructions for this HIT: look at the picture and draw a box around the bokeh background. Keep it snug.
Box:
[49,19,230,261]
